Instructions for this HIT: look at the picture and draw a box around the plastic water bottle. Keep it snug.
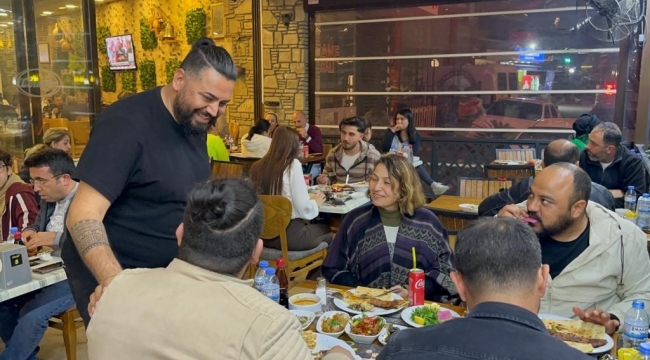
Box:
[637,194,650,229]
[625,186,637,212]
[261,268,280,303]
[254,261,269,292]
[623,300,649,349]
[6,227,17,244]
[638,342,650,359]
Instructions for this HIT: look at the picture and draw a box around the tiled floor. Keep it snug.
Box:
[0,327,89,360]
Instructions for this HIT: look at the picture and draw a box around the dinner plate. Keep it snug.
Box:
[378,324,408,345]
[400,305,461,328]
[311,333,361,359]
[458,204,479,214]
[290,310,316,331]
[537,313,614,354]
[333,290,405,316]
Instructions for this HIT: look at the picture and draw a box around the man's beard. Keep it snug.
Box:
[531,210,574,238]
[173,89,216,137]
[342,141,357,151]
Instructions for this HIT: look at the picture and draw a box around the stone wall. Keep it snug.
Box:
[262,0,308,125]
[95,0,255,125]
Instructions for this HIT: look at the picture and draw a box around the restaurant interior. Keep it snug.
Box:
[1,0,650,358]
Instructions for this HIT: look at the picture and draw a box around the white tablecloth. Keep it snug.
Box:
[0,268,67,302]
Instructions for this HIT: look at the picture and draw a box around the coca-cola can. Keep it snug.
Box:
[303,145,309,159]
[409,268,425,306]
[303,174,311,186]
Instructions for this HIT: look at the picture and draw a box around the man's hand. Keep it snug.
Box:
[609,189,624,199]
[23,230,37,242]
[496,204,527,219]
[573,307,620,335]
[316,174,331,185]
[390,285,410,299]
[88,274,118,317]
[297,127,308,138]
[25,232,57,250]
[324,346,354,360]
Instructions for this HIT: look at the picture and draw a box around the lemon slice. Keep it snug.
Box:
[413,316,425,325]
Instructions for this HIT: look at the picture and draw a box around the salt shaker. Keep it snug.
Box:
[315,277,327,306]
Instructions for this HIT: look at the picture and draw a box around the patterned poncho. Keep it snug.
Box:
[322,205,458,301]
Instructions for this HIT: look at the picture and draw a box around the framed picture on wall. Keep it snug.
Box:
[211,3,226,39]
[38,43,50,64]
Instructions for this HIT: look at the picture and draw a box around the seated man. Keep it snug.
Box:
[479,139,615,216]
[86,179,352,360]
[0,148,77,360]
[294,110,323,180]
[497,163,650,335]
[580,122,646,208]
[377,218,591,360]
[316,116,381,185]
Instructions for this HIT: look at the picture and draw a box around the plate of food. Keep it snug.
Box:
[400,303,460,328]
[333,287,408,316]
[458,204,479,213]
[331,184,354,193]
[378,324,408,345]
[316,311,349,338]
[538,314,613,354]
[301,330,360,360]
[345,314,385,344]
[290,310,316,330]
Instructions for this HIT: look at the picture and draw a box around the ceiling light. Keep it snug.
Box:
[42,11,52,15]
[7,22,12,25]
[0,24,8,27]
[65,4,77,8]
[0,13,8,17]
[58,6,66,9]
[95,0,104,2]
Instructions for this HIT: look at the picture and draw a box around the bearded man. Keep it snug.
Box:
[63,37,236,326]
[497,163,650,336]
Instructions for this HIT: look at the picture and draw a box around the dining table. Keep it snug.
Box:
[289,280,465,359]
[426,195,482,232]
[290,280,619,359]
[0,267,67,302]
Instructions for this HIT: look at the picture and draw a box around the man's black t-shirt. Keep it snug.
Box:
[540,222,590,279]
[73,87,210,268]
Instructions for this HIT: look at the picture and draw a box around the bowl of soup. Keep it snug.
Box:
[289,293,322,312]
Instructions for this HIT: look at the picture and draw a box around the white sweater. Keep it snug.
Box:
[241,134,272,158]
[282,159,319,220]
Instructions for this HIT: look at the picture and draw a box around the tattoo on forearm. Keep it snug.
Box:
[69,219,110,257]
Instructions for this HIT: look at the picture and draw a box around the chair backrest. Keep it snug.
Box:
[44,118,69,129]
[323,143,333,156]
[495,148,536,161]
[459,177,513,199]
[228,122,240,144]
[211,160,246,179]
[259,195,292,261]
[68,121,90,145]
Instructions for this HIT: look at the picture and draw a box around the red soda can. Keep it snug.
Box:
[303,145,309,159]
[303,174,311,186]
[409,268,425,306]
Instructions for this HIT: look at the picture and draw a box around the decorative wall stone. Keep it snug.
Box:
[262,0,308,124]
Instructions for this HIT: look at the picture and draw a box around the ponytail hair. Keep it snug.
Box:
[247,119,271,140]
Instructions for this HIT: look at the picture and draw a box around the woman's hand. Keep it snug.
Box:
[313,192,326,206]
[390,285,410,299]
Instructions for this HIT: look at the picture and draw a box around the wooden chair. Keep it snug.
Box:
[68,121,90,158]
[250,195,328,283]
[44,118,70,129]
[211,160,247,179]
[323,143,333,157]
[495,148,536,161]
[48,306,83,360]
[459,177,513,199]
[484,163,535,182]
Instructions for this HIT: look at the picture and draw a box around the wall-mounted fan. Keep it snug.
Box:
[572,0,644,43]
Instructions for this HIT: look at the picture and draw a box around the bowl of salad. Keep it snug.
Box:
[316,311,349,338]
[344,314,385,344]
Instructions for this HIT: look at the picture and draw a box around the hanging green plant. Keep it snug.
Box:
[122,71,137,92]
[140,18,157,50]
[97,26,110,54]
[140,60,157,90]
[185,8,206,45]
[165,59,181,83]
[101,65,116,92]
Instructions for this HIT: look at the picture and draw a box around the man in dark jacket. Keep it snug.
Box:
[479,139,615,216]
[377,218,591,360]
[579,122,646,208]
